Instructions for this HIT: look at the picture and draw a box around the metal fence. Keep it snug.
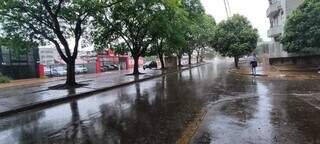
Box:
[0,47,39,79]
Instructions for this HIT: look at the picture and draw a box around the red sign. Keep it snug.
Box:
[96,57,101,73]
[38,64,45,78]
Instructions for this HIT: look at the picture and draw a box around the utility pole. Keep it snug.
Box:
[223,0,231,18]
[226,0,232,16]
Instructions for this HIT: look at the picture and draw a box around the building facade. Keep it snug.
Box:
[267,0,303,58]
[39,47,60,66]
[96,48,144,70]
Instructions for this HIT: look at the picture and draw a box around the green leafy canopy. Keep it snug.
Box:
[213,14,259,57]
[281,0,320,53]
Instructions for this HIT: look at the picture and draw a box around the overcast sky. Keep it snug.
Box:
[200,0,270,41]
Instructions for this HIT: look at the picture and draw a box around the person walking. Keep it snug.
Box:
[249,53,258,76]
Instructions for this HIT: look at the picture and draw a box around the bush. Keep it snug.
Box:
[0,73,10,83]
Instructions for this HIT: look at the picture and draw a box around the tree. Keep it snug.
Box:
[166,9,189,67]
[148,2,174,69]
[94,0,168,75]
[181,0,206,65]
[194,14,216,63]
[213,14,258,68]
[113,42,130,55]
[281,0,320,53]
[148,0,185,69]
[155,1,190,67]
[0,0,115,87]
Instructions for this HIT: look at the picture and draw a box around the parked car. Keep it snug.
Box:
[44,66,51,76]
[143,61,157,70]
[75,65,88,74]
[51,66,67,76]
[101,64,118,71]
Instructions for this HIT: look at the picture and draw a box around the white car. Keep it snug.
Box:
[44,66,51,76]
[75,65,88,74]
[51,67,67,76]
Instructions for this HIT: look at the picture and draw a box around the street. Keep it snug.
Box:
[1,59,320,144]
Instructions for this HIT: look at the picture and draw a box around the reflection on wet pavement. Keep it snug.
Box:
[0,60,222,144]
[0,69,162,113]
[1,59,320,144]
[191,75,320,144]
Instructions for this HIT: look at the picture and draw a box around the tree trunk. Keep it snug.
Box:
[200,48,205,62]
[66,59,77,86]
[178,56,182,67]
[157,40,165,69]
[158,53,165,69]
[188,53,192,65]
[200,56,204,62]
[196,51,200,63]
[133,56,140,75]
[234,56,239,68]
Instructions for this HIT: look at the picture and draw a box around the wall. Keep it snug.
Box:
[268,42,288,58]
[285,0,303,16]
[269,55,320,67]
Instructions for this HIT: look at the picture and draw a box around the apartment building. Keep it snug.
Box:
[267,0,303,58]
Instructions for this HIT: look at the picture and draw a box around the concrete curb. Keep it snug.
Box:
[0,63,207,118]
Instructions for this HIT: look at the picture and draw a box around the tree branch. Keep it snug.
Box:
[104,16,133,51]
[72,18,83,59]
[54,0,64,16]
[42,0,71,57]
[24,22,68,62]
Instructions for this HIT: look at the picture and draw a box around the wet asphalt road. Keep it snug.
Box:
[1,59,320,144]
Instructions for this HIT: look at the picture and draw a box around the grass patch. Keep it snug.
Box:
[0,73,10,83]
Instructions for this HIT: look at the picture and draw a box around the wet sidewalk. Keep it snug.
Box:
[229,61,320,80]
[0,64,203,116]
[229,62,271,77]
[0,72,112,89]
[190,76,320,144]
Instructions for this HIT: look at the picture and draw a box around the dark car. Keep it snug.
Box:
[102,64,118,71]
[143,61,157,70]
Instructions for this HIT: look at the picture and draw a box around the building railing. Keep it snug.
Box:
[267,25,283,37]
[267,1,281,17]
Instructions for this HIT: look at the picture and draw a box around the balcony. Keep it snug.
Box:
[267,25,283,37]
[267,1,282,17]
